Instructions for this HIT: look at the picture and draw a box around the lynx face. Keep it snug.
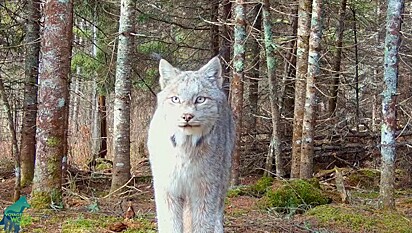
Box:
[156,57,225,137]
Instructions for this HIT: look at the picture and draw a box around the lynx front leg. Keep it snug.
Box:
[154,187,184,233]
[213,193,225,233]
[190,189,220,233]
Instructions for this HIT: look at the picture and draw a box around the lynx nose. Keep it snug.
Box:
[182,113,194,122]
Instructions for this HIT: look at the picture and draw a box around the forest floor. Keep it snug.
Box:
[1,160,412,233]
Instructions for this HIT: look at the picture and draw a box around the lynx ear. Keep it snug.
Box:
[159,59,180,90]
[198,56,223,88]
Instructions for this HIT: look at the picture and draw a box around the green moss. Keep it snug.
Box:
[30,192,52,209]
[46,136,61,147]
[352,190,379,199]
[307,205,412,233]
[227,177,274,198]
[30,190,62,209]
[348,169,380,190]
[260,179,330,213]
[62,214,156,233]
[252,176,274,195]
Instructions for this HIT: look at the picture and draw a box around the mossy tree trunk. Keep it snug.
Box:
[300,0,324,179]
[31,0,73,209]
[262,0,284,178]
[379,0,404,210]
[230,0,246,186]
[291,0,312,178]
[110,0,136,192]
[20,0,41,188]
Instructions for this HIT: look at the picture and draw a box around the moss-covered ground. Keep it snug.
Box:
[1,159,412,233]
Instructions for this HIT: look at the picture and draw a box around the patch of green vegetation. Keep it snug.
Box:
[61,214,156,233]
[46,136,61,147]
[20,214,35,227]
[352,190,379,199]
[307,205,412,233]
[227,177,275,198]
[251,176,274,195]
[30,192,52,209]
[260,179,331,214]
[348,169,380,190]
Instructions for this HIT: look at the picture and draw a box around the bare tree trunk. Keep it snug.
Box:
[281,4,298,122]
[110,0,135,192]
[290,0,312,178]
[20,0,41,187]
[262,0,284,178]
[300,0,323,179]
[31,0,73,208]
[91,6,102,161]
[351,6,360,132]
[248,4,261,135]
[379,0,404,210]
[328,0,347,116]
[221,0,232,97]
[230,0,246,186]
[0,76,20,202]
[210,0,219,57]
[99,95,107,158]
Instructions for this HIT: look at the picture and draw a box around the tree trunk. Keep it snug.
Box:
[31,0,73,209]
[300,0,323,179]
[262,0,284,178]
[221,0,232,97]
[351,7,360,131]
[20,0,41,188]
[210,0,219,57]
[99,95,108,158]
[290,0,312,178]
[230,0,246,186]
[379,0,404,210]
[281,4,298,122]
[91,6,102,161]
[248,4,261,134]
[110,0,135,192]
[328,0,347,116]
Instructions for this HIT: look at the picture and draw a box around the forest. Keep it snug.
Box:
[0,0,411,232]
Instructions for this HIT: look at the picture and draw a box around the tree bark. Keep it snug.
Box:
[328,0,347,116]
[210,0,219,57]
[110,0,135,192]
[31,0,73,208]
[230,0,246,186]
[262,0,284,178]
[290,0,312,178]
[351,7,360,132]
[281,4,298,121]
[99,95,108,158]
[379,0,404,210]
[20,0,41,188]
[300,0,323,179]
[248,4,261,134]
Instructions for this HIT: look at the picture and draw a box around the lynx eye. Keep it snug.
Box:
[195,96,206,104]
[170,96,180,103]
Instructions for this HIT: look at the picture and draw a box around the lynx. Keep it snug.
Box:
[148,57,235,233]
